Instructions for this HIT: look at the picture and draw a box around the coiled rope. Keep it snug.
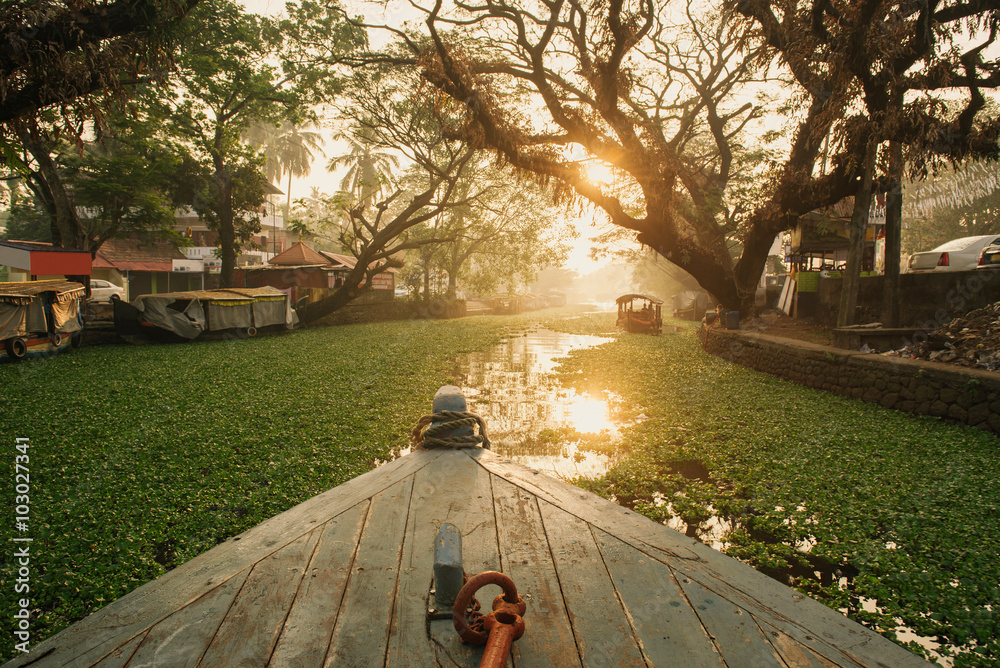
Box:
[410,411,491,450]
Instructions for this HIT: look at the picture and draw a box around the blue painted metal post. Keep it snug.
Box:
[431,385,474,439]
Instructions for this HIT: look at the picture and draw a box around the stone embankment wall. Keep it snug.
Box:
[704,328,1000,434]
[815,269,1000,327]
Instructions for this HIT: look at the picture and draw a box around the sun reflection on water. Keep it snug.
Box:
[565,393,615,434]
[456,328,623,479]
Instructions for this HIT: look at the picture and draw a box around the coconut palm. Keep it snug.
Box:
[326,124,400,208]
[246,121,325,218]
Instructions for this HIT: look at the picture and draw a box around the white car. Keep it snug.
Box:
[905,234,1000,273]
[89,279,125,303]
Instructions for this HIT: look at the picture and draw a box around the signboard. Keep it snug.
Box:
[172,259,204,273]
[367,273,394,290]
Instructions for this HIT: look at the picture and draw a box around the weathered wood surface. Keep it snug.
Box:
[6,449,930,668]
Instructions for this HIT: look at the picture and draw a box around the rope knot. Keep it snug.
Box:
[410,410,490,450]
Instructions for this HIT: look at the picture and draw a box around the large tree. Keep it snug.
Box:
[5,107,187,256]
[355,0,775,312]
[159,0,363,286]
[725,0,1000,322]
[294,64,494,324]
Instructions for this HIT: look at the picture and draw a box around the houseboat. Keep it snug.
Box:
[616,293,663,334]
[113,286,298,343]
[0,280,85,361]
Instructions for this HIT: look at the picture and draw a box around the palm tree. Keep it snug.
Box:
[246,121,325,218]
[326,124,400,208]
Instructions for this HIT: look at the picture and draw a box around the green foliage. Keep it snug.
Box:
[0,311,558,662]
[0,197,51,243]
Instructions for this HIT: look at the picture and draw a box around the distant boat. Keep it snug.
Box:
[113,287,297,344]
[8,386,930,667]
[616,293,663,334]
[0,280,85,360]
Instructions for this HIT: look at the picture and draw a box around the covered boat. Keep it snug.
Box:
[616,293,663,334]
[0,280,85,360]
[5,387,931,668]
[113,287,297,343]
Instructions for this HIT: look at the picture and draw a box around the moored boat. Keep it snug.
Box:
[113,287,298,344]
[0,280,85,361]
[616,293,663,334]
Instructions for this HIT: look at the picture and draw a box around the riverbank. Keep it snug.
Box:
[548,313,997,666]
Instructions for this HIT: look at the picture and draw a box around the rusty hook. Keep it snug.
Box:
[452,571,526,645]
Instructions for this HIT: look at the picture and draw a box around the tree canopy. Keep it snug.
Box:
[349,0,1000,312]
[0,0,199,129]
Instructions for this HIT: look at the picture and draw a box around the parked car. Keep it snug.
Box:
[977,244,1000,270]
[905,234,1000,273]
[88,279,125,302]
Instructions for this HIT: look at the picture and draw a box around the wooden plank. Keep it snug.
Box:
[475,452,703,561]
[199,530,319,667]
[124,569,251,668]
[385,450,501,667]
[491,476,581,666]
[90,633,145,668]
[536,500,647,666]
[5,450,446,668]
[651,549,923,667]
[595,528,725,667]
[267,500,369,668]
[324,476,414,668]
[758,622,840,668]
[475,452,930,668]
[673,573,788,668]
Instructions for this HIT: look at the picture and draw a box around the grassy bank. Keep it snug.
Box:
[0,310,549,662]
[548,313,999,667]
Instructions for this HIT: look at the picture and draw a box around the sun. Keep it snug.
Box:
[584,161,615,186]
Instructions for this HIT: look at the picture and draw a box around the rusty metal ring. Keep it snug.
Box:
[452,571,521,644]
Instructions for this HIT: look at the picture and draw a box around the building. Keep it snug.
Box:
[242,242,397,307]
[94,237,202,300]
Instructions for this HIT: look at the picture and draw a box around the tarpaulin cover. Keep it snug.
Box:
[206,301,252,331]
[0,303,27,339]
[51,300,82,334]
[672,290,710,312]
[130,287,295,339]
[251,298,288,328]
[133,295,206,340]
[27,299,47,332]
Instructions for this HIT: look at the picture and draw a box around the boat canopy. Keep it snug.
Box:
[0,280,85,341]
[616,293,663,305]
[0,280,86,305]
[130,286,297,339]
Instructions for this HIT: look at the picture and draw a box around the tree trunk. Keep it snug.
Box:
[15,121,86,251]
[882,141,903,327]
[837,148,877,328]
[213,153,237,288]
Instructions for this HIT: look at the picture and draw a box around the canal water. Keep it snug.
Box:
[455,328,624,480]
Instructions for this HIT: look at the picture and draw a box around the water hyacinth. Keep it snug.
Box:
[1,307,998,666]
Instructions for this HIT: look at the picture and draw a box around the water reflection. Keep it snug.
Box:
[457,329,621,479]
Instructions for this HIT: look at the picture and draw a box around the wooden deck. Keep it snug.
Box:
[7,448,930,668]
